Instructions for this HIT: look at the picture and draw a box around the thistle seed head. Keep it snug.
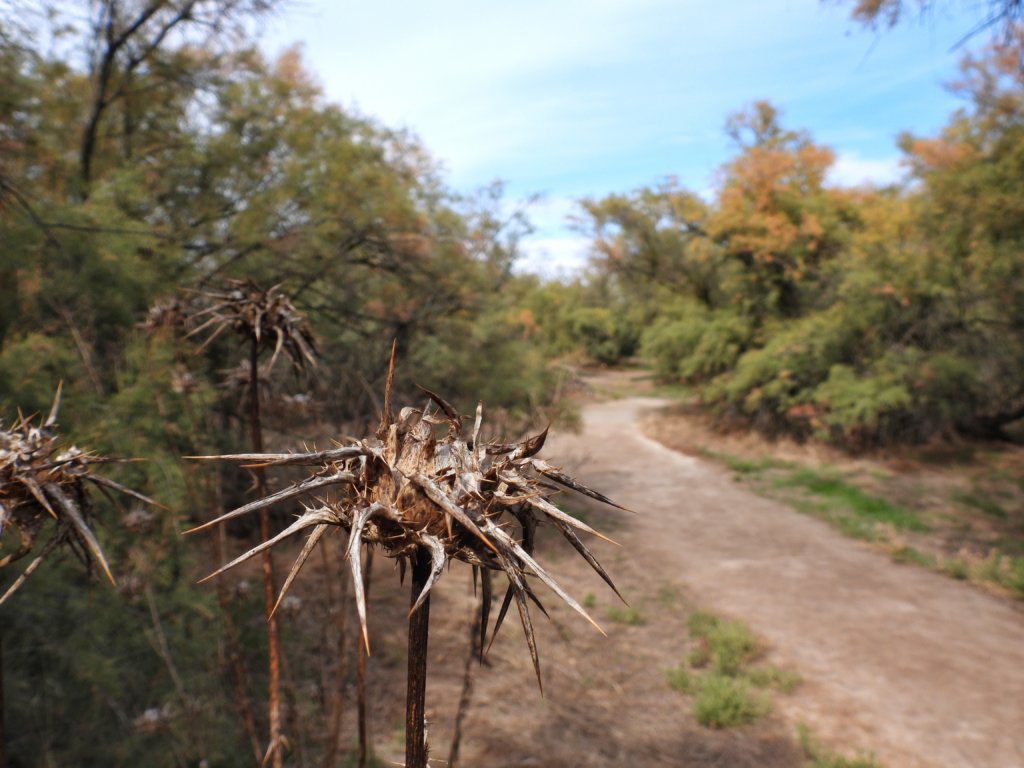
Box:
[187,351,627,688]
[0,385,160,605]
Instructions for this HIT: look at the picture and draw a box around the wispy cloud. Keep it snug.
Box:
[265,0,976,274]
[828,152,905,187]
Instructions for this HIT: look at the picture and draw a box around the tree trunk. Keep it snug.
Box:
[405,553,431,768]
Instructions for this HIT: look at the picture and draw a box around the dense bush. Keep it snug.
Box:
[573,30,1024,447]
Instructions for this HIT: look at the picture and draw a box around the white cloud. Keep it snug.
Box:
[827,153,905,188]
[517,235,592,277]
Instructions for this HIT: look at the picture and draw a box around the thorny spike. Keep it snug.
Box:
[529,459,634,513]
[472,402,483,463]
[198,508,333,584]
[526,497,620,546]
[502,560,543,694]
[268,327,285,373]
[414,384,461,424]
[348,505,378,655]
[22,475,57,519]
[0,526,64,607]
[45,483,115,586]
[270,522,329,618]
[487,585,515,655]
[513,424,550,460]
[88,475,165,509]
[479,567,492,662]
[479,514,605,636]
[382,339,397,430]
[412,474,498,555]
[45,381,62,428]
[409,535,446,617]
[185,446,367,466]
[550,519,626,605]
[182,471,356,535]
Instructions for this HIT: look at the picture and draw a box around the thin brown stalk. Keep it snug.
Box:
[321,535,350,768]
[144,584,207,760]
[405,552,432,768]
[250,340,283,768]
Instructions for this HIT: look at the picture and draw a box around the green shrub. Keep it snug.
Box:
[642,306,752,383]
[692,676,767,728]
[686,611,760,675]
[566,307,632,365]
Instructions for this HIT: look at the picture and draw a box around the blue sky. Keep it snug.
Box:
[263,1,977,275]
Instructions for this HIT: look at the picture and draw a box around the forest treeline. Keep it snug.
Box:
[1,1,1022,765]
[0,3,565,765]
[533,31,1024,448]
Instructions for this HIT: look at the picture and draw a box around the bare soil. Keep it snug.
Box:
[279,370,1024,767]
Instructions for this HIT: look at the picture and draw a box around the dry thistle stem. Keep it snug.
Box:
[0,385,159,605]
[186,353,627,687]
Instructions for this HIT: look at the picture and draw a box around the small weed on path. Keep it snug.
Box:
[667,609,799,729]
[798,724,883,768]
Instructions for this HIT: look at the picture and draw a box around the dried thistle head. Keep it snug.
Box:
[0,386,160,605]
[188,350,626,687]
[183,279,318,374]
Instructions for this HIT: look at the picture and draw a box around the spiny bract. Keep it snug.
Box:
[188,357,627,688]
[0,385,159,605]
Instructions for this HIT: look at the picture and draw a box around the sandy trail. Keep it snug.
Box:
[356,382,1024,767]
[537,390,1024,768]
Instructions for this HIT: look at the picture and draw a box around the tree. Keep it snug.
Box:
[837,0,1024,46]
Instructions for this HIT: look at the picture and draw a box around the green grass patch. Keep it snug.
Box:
[692,676,768,728]
[953,489,1008,519]
[774,469,928,532]
[891,546,937,568]
[995,555,1024,597]
[686,611,762,675]
[798,724,883,768]
[666,667,700,695]
[582,592,597,609]
[668,668,769,727]
[942,558,969,580]
[606,605,645,626]
[698,448,796,477]
[688,641,712,669]
[670,610,797,729]
[746,664,802,694]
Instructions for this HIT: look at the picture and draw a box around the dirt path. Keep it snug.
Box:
[531,388,1024,767]
[347,379,1024,767]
